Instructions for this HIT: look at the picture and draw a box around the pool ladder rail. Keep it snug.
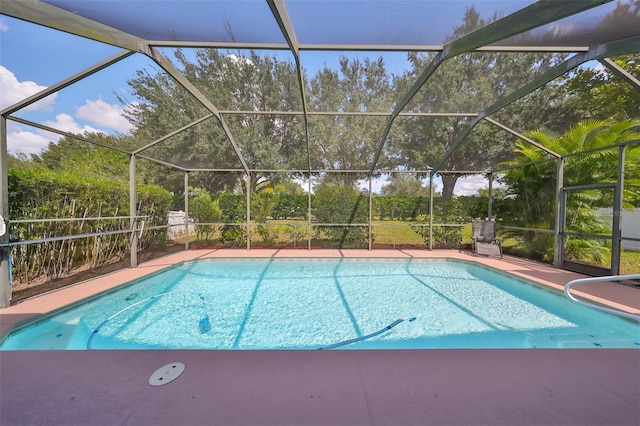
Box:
[564,274,640,322]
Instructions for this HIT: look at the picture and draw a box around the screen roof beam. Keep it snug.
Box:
[1,50,134,117]
[7,116,131,155]
[0,0,151,54]
[148,41,591,53]
[267,0,313,175]
[368,0,610,175]
[149,47,250,174]
[483,117,560,158]
[599,58,640,92]
[431,35,640,174]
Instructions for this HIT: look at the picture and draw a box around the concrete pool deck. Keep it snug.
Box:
[1,249,639,425]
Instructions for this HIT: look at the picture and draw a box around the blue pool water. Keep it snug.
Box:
[1,259,638,350]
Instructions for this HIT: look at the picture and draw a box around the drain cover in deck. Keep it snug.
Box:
[149,362,185,386]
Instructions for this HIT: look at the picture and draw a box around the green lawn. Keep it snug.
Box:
[188,221,487,248]
[621,250,640,274]
[372,221,425,246]
[181,219,640,273]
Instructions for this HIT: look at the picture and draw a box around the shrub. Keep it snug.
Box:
[271,194,307,219]
[410,197,476,248]
[8,167,171,283]
[189,188,223,244]
[372,196,427,220]
[312,185,369,248]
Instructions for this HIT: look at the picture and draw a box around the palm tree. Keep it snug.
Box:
[501,119,640,263]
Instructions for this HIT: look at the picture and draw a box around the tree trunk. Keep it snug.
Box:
[441,174,458,198]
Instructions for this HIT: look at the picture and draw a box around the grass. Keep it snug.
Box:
[180,219,640,273]
[372,221,425,246]
[186,221,498,249]
[621,250,640,274]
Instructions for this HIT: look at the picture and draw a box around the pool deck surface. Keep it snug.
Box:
[1,249,639,425]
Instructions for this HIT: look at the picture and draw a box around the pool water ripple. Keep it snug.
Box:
[1,259,638,350]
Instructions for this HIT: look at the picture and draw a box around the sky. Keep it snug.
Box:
[0,13,511,196]
[0,15,144,154]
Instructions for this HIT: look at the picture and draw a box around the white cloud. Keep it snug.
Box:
[76,98,132,133]
[0,66,57,111]
[453,175,505,196]
[0,19,9,32]
[0,67,133,154]
[7,127,56,155]
[43,113,102,135]
[6,113,108,155]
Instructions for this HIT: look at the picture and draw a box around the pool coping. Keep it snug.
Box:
[1,248,638,340]
[1,249,639,426]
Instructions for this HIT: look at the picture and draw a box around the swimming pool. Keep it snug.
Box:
[1,258,638,350]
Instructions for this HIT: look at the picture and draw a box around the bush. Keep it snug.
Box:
[271,194,307,219]
[213,193,246,222]
[411,218,463,249]
[251,189,278,245]
[219,224,246,246]
[189,188,223,244]
[373,196,427,220]
[410,197,476,248]
[8,168,171,283]
[312,185,369,248]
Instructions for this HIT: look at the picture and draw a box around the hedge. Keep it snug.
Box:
[7,168,172,283]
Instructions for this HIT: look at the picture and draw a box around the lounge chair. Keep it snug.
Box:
[472,220,502,258]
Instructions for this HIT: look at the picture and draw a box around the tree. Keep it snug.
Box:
[307,56,393,186]
[395,7,568,197]
[380,173,429,197]
[312,185,369,248]
[271,178,305,196]
[189,187,223,244]
[123,49,304,194]
[502,119,640,262]
[560,54,640,122]
[30,133,145,183]
[7,152,34,169]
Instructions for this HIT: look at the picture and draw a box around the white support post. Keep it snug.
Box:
[368,175,373,251]
[308,174,312,250]
[184,172,189,251]
[129,154,138,267]
[246,175,251,250]
[0,116,11,307]
[611,146,625,275]
[428,174,434,251]
[554,157,564,268]
[487,173,493,220]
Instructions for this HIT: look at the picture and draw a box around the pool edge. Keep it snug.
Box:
[1,249,638,342]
